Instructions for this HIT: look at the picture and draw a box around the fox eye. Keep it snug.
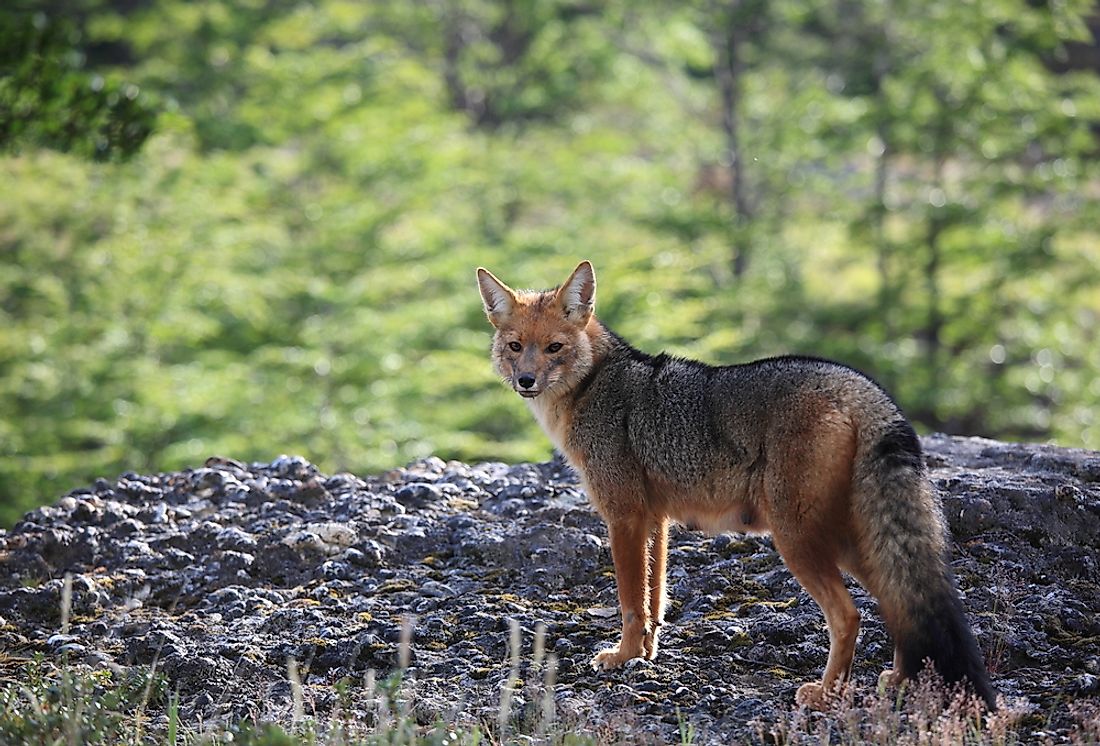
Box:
[508,341,522,352]
[546,342,563,353]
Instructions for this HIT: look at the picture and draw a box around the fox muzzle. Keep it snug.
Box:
[515,373,540,397]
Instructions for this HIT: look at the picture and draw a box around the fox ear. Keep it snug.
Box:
[477,267,517,327]
[557,260,596,324]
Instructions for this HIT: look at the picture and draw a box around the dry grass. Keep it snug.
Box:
[756,671,1037,746]
[0,592,1088,745]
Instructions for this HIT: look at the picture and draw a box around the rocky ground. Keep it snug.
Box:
[1,435,1099,743]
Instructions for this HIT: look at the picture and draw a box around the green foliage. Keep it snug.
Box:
[0,657,478,745]
[0,656,166,744]
[0,9,156,160]
[1,0,1099,524]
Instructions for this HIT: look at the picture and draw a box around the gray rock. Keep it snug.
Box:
[0,436,1096,743]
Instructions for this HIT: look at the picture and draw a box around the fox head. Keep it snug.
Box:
[476,261,597,400]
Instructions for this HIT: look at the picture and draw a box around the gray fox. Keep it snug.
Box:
[476,260,997,709]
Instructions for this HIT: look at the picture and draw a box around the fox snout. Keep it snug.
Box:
[511,366,544,397]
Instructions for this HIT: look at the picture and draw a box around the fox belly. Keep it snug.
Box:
[665,501,770,536]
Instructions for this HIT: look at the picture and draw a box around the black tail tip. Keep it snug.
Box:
[973,672,1000,711]
[899,643,999,711]
[898,584,999,710]
[959,668,999,711]
[915,660,999,711]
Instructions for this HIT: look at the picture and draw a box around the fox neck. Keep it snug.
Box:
[525,316,614,455]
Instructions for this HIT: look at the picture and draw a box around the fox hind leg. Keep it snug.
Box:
[782,551,860,709]
[764,410,860,707]
[878,647,904,689]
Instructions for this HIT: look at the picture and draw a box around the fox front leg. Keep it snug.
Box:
[592,513,652,670]
[643,517,668,660]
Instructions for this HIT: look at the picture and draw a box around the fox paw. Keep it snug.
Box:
[642,628,661,660]
[591,646,645,671]
[795,682,828,710]
[878,668,903,689]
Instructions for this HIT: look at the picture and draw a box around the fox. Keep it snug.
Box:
[476,260,998,709]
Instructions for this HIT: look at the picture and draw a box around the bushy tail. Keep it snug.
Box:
[854,418,998,709]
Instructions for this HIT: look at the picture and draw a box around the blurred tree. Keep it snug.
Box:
[445,0,609,127]
[375,0,612,128]
[0,8,156,160]
[702,0,773,279]
[1,0,1099,527]
[806,0,1100,433]
[633,0,842,285]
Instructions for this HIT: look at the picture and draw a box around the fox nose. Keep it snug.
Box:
[517,374,536,389]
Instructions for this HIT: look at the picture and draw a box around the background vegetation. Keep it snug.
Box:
[3,0,1100,526]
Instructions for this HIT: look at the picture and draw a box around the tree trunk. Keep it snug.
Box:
[873,122,892,337]
[712,2,753,279]
[442,8,470,115]
[924,157,946,429]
